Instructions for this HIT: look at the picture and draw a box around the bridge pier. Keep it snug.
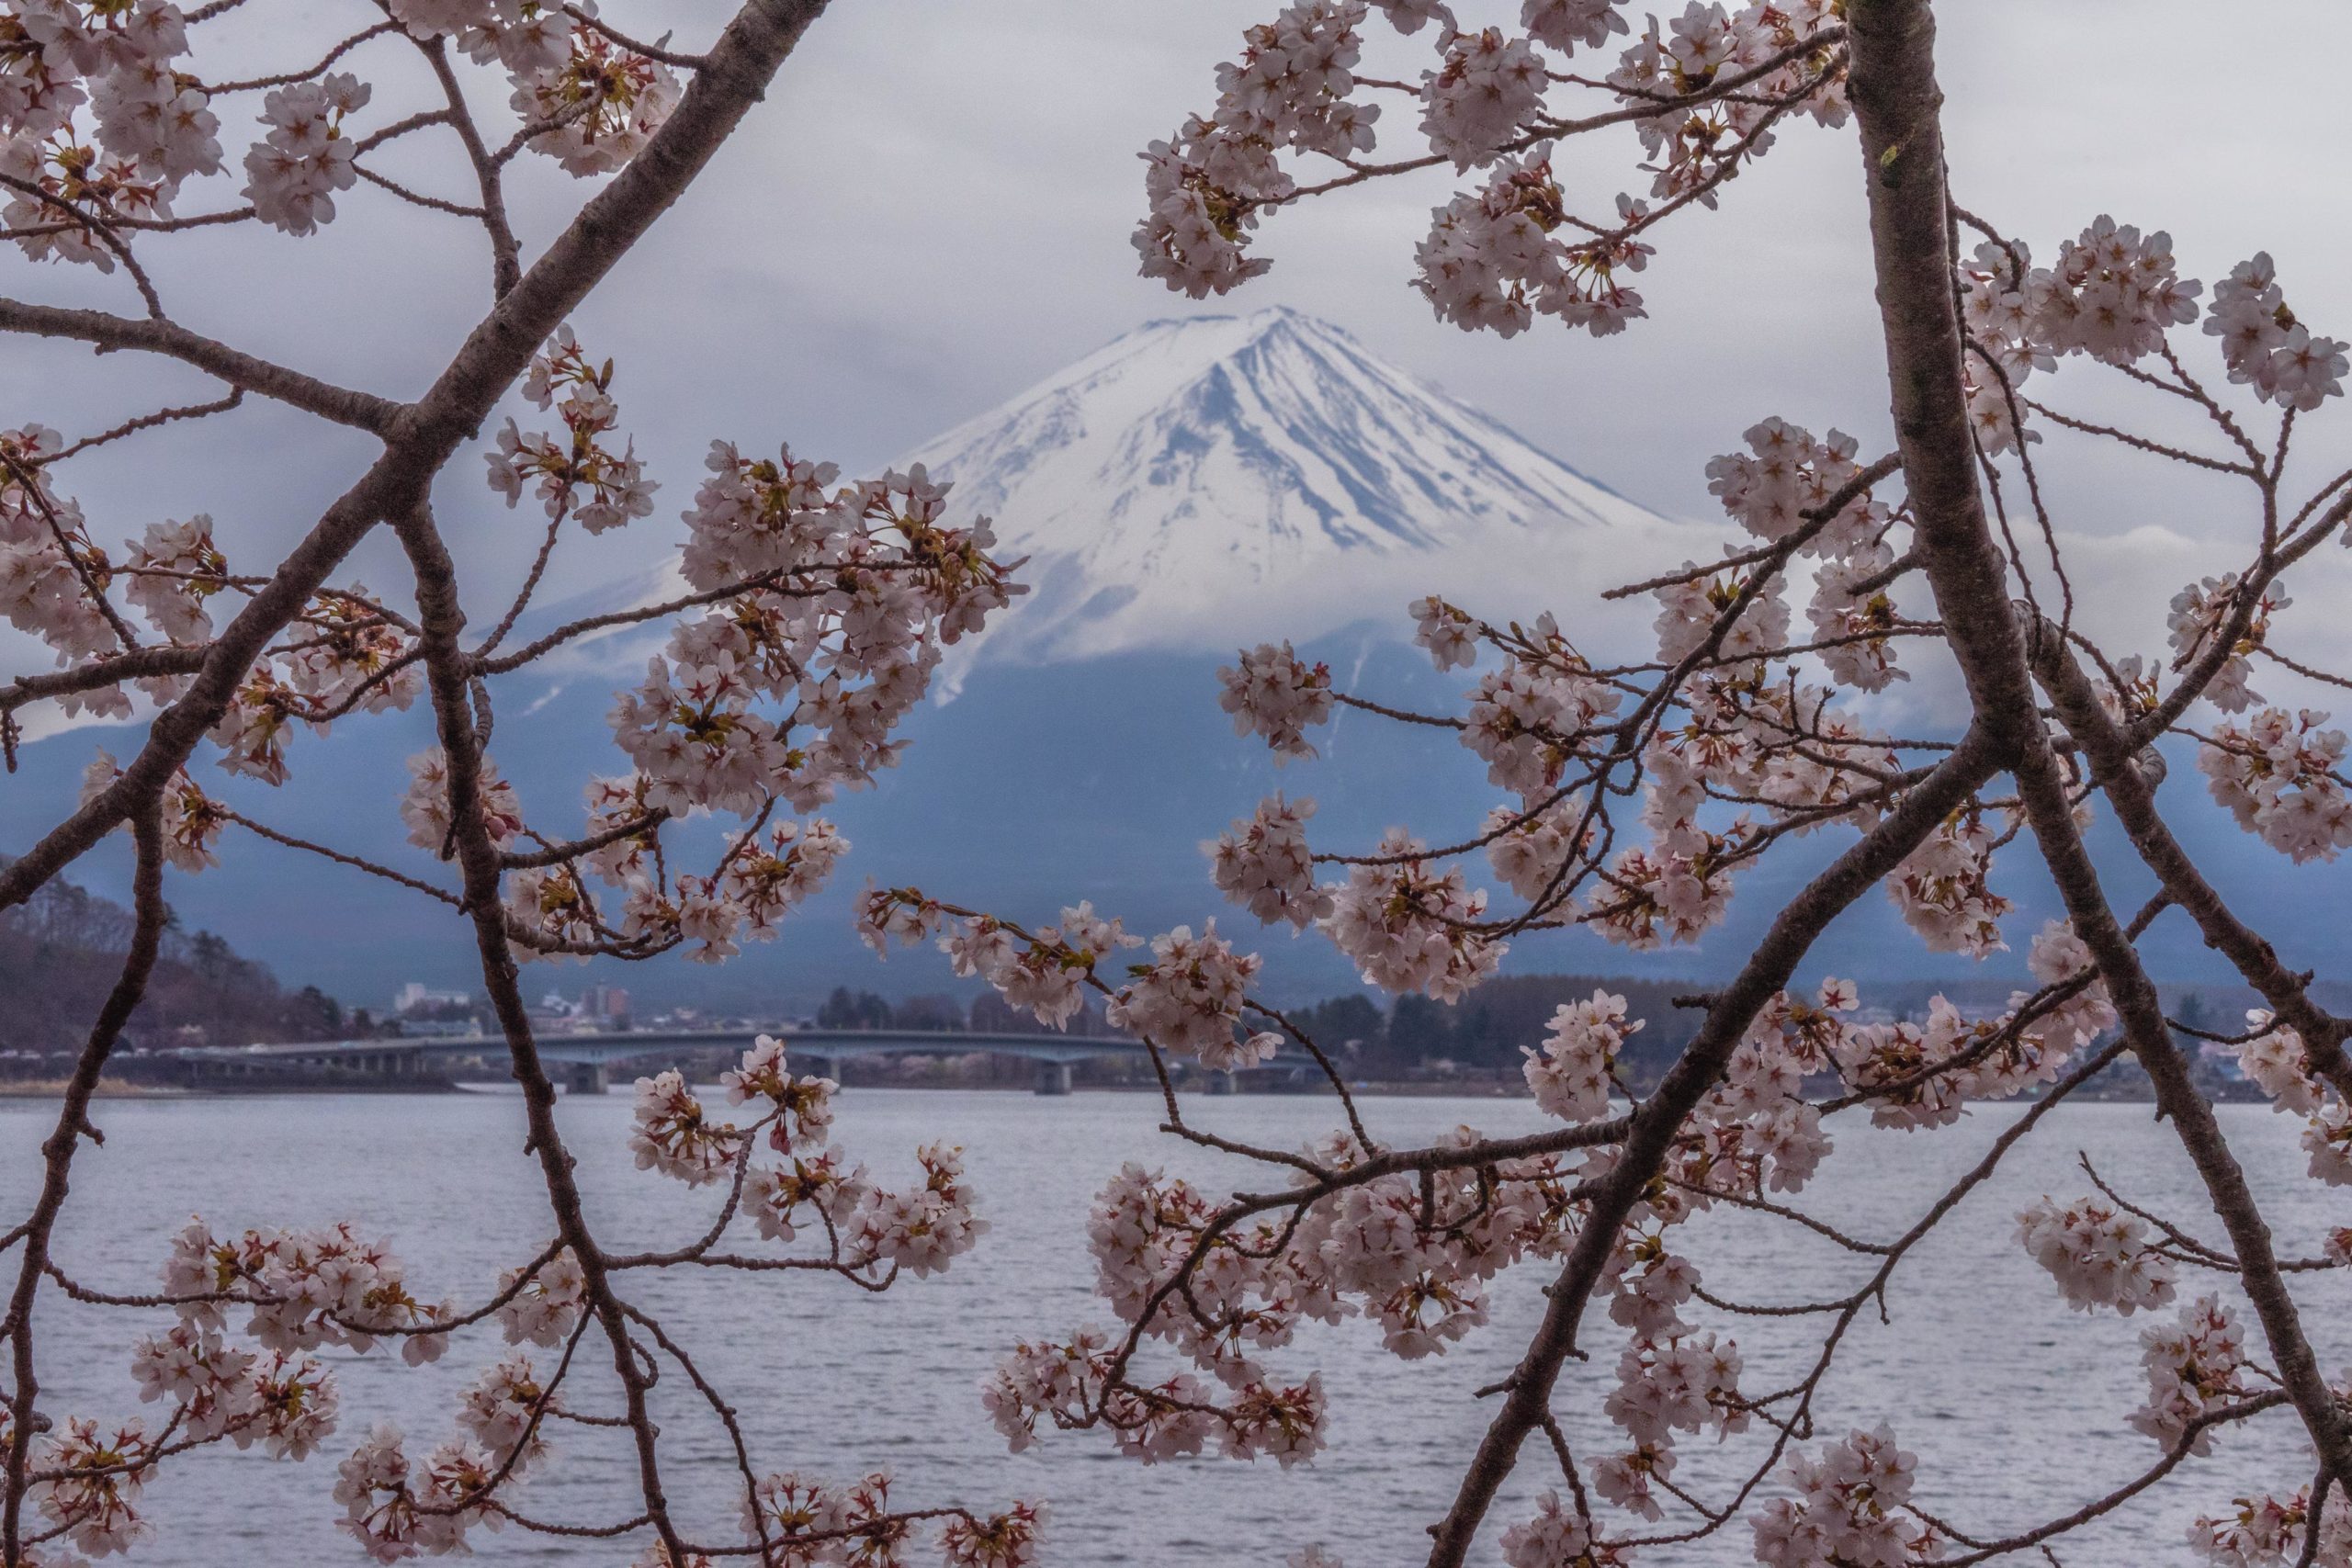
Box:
[1204,1068,1238,1096]
[564,1061,609,1096]
[1034,1060,1073,1097]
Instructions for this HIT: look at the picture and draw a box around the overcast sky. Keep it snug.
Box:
[7,1,2352,712]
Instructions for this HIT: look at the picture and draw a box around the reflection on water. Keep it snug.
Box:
[1,1088,2342,1565]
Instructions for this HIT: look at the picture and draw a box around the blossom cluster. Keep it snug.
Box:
[1885,807,2011,958]
[1323,829,1502,998]
[887,897,1141,1030]
[1415,149,1653,337]
[3,0,207,265]
[80,749,226,870]
[30,518,427,783]
[1216,640,1334,759]
[1523,987,1642,1123]
[510,25,680,177]
[2205,252,2349,411]
[1608,1,1849,203]
[3,424,130,679]
[399,749,525,853]
[485,325,658,534]
[735,1469,1044,1568]
[30,1416,164,1558]
[1672,980,1849,1190]
[1137,0,1847,333]
[627,1037,989,1280]
[2,0,684,278]
[334,1412,512,1562]
[1705,417,1910,693]
[240,72,368,234]
[1502,1489,1632,1567]
[1205,793,1333,929]
[1103,920,1283,1069]
[2128,1296,2252,1454]
[1484,794,1595,903]
[2221,1013,2352,1190]
[1959,219,2346,463]
[1134,0,1378,296]
[2167,572,2282,716]
[2021,217,2199,367]
[161,1216,454,1358]
[28,1213,474,1554]
[2015,1194,2179,1315]
[1751,1426,1940,1568]
[984,1130,1595,1465]
[611,450,1019,818]
[2198,707,2352,865]
[1460,616,1622,798]
[2190,1485,2352,1568]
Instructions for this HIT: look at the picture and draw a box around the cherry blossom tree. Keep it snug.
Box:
[874,3,2352,1566]
[0,2,1038,1563]
[11,3,2352,1567]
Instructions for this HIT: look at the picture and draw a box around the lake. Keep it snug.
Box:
[2,1088,2341,1565]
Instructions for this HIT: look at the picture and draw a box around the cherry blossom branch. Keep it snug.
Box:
[2030,625,2352,1091]
[499,810,670,871]
[1421,728,2003,1567]
[1627,1034,2136,1551]
[1928,1392,2289,1566]
[0,299,400,434]
[0,174,165,316]
[560,5,712,70]
[48,388,244,462]
[1,0,840,918]
[410,33,525,297]
[1849,0,2352,1488]
[198,23,401,94]
[219,808,463,908]
[473,496,573,659]
[0,447,141,652]
[2,809,163,1564]
[396,494,697,1561]
[2017,393,2258,477]
[471,563,836,672]
[1,647,209,719]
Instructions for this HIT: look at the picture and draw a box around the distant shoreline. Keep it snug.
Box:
[0,1075,2215,1105]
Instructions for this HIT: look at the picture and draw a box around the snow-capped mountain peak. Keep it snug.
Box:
[903,307,1675,679]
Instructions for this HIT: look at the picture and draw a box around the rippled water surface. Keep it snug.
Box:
[2,1088,2343,1565]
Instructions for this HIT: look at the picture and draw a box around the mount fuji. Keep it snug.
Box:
[899,307,1673,683]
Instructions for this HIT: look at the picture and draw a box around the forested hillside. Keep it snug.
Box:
[0,861,353,1055]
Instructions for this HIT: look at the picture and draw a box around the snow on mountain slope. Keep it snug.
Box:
[900,307,1695,684]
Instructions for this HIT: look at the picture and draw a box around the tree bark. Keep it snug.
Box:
[1845,0,2352,1484]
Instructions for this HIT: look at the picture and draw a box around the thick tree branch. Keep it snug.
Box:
[0,299,400,434]
[394,500,690,1563]
[1421,724,2003,1567]
[2031,624,2352,1098]
[1846,0,2352,1486]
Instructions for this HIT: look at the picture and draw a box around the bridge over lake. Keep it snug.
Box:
[171,1027,1219,1096]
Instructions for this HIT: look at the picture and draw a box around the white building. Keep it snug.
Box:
[395,982,470,1014]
